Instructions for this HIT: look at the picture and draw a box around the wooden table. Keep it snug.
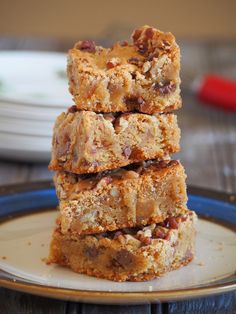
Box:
[0,37,235,313]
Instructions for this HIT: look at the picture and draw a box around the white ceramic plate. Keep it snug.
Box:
[0,184,235,304]
[0,101,63,121]
[0,51,72,107]
[0,116,53,136]
[0,133,51,161]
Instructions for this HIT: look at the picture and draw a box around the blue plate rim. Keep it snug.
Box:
[0,180,235,202]
[0,181,235,303]
[0,181,235,227]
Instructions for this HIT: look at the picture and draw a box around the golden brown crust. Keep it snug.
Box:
[49,110,180,174]
[67,25,181,114]
[48,210,197,282]
[54,160,187,235]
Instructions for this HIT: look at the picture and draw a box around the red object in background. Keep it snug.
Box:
[197,75,236,111]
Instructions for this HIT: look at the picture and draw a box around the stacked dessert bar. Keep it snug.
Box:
[48,25,197,282]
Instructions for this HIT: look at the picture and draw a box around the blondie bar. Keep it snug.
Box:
[49,110,180,174]
[67,25,181,114]
[54,160,187,235]
[48,210,197,282]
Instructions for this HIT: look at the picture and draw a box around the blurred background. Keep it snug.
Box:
[0,0,236,193]
[1,0,236,40]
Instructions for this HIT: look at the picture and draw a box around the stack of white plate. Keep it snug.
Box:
[0,51,72,162]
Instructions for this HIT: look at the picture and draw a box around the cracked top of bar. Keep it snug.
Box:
[67,25,181,114]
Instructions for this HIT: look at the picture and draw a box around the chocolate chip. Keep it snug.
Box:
[68,105,78,113]
[75,40,96,53]
[113,231,123,239]
[145,27,154,39]
[154,81,176,95]
[85,245,98,258]
[125,96,145,106]
[92,160,98,168]
[138,44,148,55]
[123,227,140,235]
[123,146,132,158]
[115,249,134,268]
[128,57,141,66]
[158,221,167,228]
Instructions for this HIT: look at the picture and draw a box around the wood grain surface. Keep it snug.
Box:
[0,38,235,313]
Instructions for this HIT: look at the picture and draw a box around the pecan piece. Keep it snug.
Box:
[145,27,154,39]
[165,217,179,229]
[123,146,132,158]
[85,245,98,258]
[106,58,120,69]
[153,227,166,239]
[120,40,129,46]
[137,233,152,245]
[75,40,96,53]
[132,29,142,42]
[68,105,78,113]
[56,133,70,158]
[154,81,176,95]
